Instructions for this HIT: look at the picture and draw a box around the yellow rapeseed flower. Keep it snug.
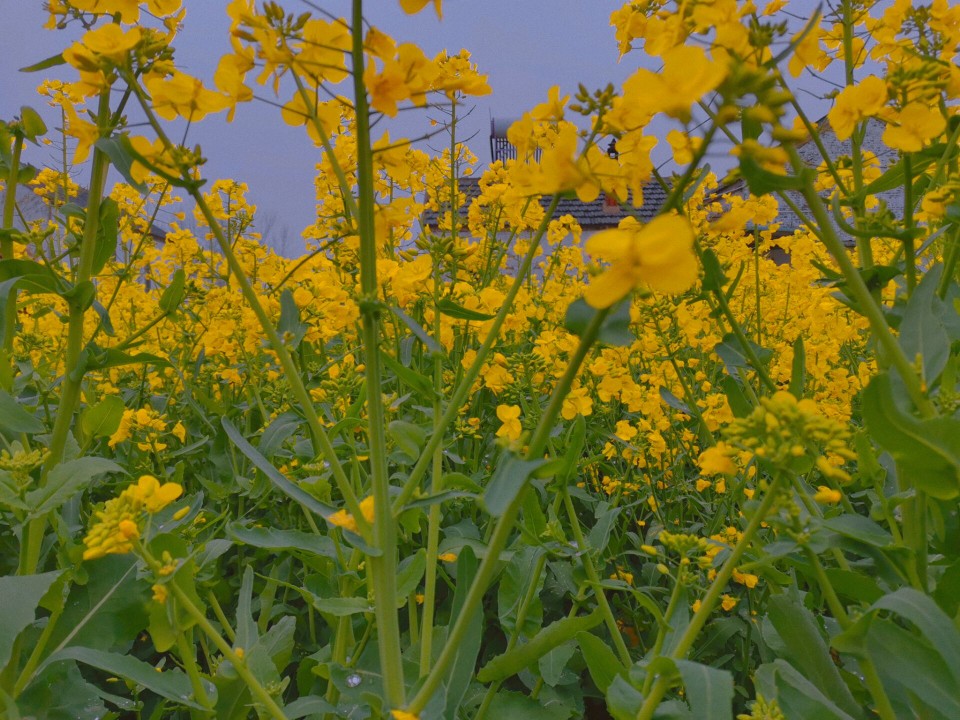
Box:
[327,496,376,534]
[584,214,698,309]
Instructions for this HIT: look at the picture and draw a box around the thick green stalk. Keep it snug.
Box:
[350,0,405,706]
[2,133,24,355]
[635,474,786,720]
[420,102,460,677]
[176,630,214,714]
[20,91,112,576]
[406,305,611,715]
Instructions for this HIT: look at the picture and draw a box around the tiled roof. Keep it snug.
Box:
[713,117,903,244]
[421,176,668,232]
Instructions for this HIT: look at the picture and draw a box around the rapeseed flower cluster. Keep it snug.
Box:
[82,475,183,560]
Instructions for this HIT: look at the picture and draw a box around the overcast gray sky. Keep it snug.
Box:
[0,1,827,252]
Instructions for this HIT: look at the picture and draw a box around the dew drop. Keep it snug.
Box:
[346,673,362,688]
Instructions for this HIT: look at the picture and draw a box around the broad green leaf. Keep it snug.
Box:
[675,659,734,720]
[17,661,107,720]
[0,389,44,434]
[739,156,813,194]
[606,674,645,720]
[820,514,895,549]
[900,265,950,386]
[437,297,494,321]
[48,555,148,652]
[41,647,211,710]
[714,332,773,377]
[380,350,437,401]
[498,545,545,638]
[277,288,306,349]
[227,522,337,559]
[483,453,545,517]
[861,372,960,498]
[577,631,626,692]
[395,549,426,606]
[477,609,602,683]
[754,660,858,720]
[159,268,186,313]
[310,596,372,616]
[873,588,960,682]
[388,419,427,459]
[487,691,563,720]
[538,640,576,686]
[93,136,147,193]
[221,418,335,518]
[789,336,805,399]
[439,545,483,720]
[19,106,47,141]
[0,571,61,670]
[866,618,960,719]
[25,456,123,518]
[766,595,861,717]
[283,695,337,719]
[80,395,125,438]
[565,297,634,346]
[699,248,727,293]
[92,198,118,275]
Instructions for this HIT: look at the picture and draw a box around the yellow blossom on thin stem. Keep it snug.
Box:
[327,495,376,534]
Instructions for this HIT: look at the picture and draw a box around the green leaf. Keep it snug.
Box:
[565,297,634,346]
[221,418,335,518]
[674,660,733,720]
[19,106,47,141]
[92,198,118,275]
[487,691,564,720]
[700,249,727,293]
[277,289,307,350]
[714,332,773,377]
[739,155,813,195]
[900,265,951,386]
[766,595,861,717]
[437,297,494,321]
[820,514,895,549]
[19,54,66,73]
[159,268,186,314]
[80,395,126,438]
[789,336,805,399]
[41,647,212,710]
[606,675,645,720]
[439,545,483,720]
[0,571,62,671]
[577,631,626,692]
[498,546,545,639]
[25,456,123,518]
[483,453,546,517]
[395,549,426,606]
[861,372,960,499]
[309,596,372,616]
[17,661,107,720]
[227,522,337,559]
[94,136,147,193]
[49,555,148,652]
[388,420,427,459]
[380,350,437,401]
[390,305,442,355]
[873,588,960,682]
[0,389,44,434]
[538,640,576,686]
[754,660,858,720]
[719,375,753,418]
[477,609,602,683]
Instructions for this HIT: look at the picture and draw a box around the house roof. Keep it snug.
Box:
[420,176,668,232]
[713,117,903,242]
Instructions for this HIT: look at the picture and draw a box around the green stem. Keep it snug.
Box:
[785,144,936,418]
[20,90,112,577]
[561,487,632,666]
[406,305,610,715]
[11,606,63,697]
[635,473,786,720]
[391,195,562,514]
[350,0,404,706]
[176,629,214,714]
[2,133,24,355]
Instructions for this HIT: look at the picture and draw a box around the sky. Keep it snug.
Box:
[0,1,829,254]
